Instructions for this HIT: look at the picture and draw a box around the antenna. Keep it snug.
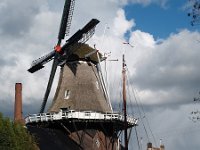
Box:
[123,42,134,48]
[190,91,200,122]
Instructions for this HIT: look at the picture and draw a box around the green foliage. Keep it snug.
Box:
[0,112,38,150]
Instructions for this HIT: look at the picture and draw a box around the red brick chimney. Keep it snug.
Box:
[14,83,24,124]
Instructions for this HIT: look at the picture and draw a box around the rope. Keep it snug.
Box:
[126,68,151,141]
[134,88,158,147]
[126,68,158,146]
[134,127,141,150]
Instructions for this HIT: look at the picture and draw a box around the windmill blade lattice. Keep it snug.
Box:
[28,51,55,73]
[62,19,100,56]
[58,0,75,43]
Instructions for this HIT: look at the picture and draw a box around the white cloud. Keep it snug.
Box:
[128,0,168,7]
[112,9,135,37]
[130,29,200,107]
[130,30,155,48]
[0,1,200,149]
[139,103,200,149]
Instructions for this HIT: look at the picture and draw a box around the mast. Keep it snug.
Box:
[122,54,128,150]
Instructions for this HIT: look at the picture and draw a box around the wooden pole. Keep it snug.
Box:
[122,54,128,150]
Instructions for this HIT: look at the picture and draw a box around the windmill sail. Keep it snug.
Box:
[28,19,99,74]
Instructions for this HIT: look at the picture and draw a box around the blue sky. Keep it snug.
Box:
[124,1,196,39]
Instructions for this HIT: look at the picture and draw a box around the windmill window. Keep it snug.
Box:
[95,139,100,148]
[96,81,99,89]
[64,90,71,100]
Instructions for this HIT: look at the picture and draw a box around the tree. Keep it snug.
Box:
[0,112,38,150]
[188,0,200,26]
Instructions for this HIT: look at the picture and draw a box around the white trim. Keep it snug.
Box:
[68,60,88,64]
[25,109,138,126]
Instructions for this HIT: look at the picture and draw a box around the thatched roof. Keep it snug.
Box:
[68,43,104,63]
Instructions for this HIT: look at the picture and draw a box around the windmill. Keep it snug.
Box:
[26,1,137,149]
[28,0,100,113]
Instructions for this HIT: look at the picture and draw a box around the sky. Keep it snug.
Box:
[0,0,200,149]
